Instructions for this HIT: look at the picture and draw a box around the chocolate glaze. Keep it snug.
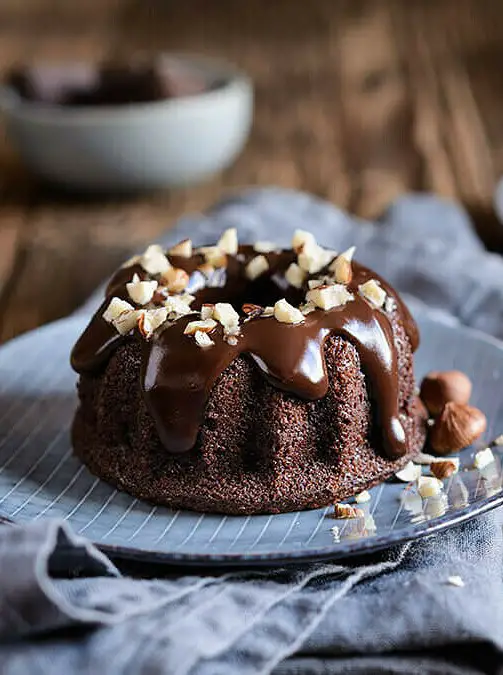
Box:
[71,246,419,460]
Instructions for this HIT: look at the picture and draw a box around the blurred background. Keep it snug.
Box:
[0,0,502,343]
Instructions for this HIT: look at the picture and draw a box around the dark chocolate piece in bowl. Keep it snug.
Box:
[6,57,214,107]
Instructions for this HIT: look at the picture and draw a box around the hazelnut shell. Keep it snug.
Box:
[420,370,472,415]
[430,402,486,455]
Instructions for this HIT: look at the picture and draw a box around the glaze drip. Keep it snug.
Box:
[71,245,419,460]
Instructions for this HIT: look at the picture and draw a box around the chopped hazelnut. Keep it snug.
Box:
[138,307,168,338]
[308,279,324,289]
[417,476,443,498]
[194,330,214,348]
[246,255,269,280]
[163,295,194,316]
[180,293,196,306]
[213,302,240,332]
[242,303,264,320]
[306,284,353,310]
[333,503,364,519]
[103,297,134,323]
[359,279,386,308]
[169,239,193,258]
[285,262,306,289]
[329,247,356,285]
[298,243,333,275]
[126,275,158,305]
[263,306,275,317]
[217,228,238,255]
[292,229,316,253]
[273,299,305,324]
[395,461,422,483]
[474,447,495,470]
[199,247,228,268]
[253,241,277,253]
[242,303,263,316]
[140,245,171,275]
[200,304,215,320]
[355,490,371,504]
[184,318,217,335]
[113,309,144,335]
[160,267,189,293]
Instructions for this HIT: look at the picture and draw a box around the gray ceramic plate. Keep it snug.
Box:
[0,307,502,567]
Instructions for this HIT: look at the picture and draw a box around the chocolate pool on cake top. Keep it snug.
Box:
[71,228,426,515]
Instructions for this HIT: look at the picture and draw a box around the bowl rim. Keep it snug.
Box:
[0,52,253,125]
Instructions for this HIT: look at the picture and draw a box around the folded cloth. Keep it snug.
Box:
[2,189,503,675]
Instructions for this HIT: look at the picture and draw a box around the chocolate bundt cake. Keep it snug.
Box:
[71,228,426,514]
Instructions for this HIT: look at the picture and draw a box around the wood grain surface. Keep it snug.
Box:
[0,0,502,342]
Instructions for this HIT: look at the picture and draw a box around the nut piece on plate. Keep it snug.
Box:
[395,460,422,482]
[184,318,217,336]
[245,255,269,280]
[213,303,240,332]
[473,447,495,470]
[417,476,443,498]
[274,298,305,324]
[430,458,460,479]
[169,239,193,258]
[333,503,364,519]
[160,267,190,293]
[285,262,306,289]
[420,370,472,415]
[430,402,487,454]
[329,246,356,284]
[103,297,134,323]
[217,228,238,255]
[140,245,171,275]
[126,274,158,305]
[355,490,371,503]
[358,279,386,308]
[306,284,353,311]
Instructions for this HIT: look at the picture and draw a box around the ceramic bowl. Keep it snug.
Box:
[0,54,253,192]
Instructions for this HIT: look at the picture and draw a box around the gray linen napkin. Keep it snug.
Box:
[1,189,503,675]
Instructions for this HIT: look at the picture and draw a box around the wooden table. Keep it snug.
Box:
[1,0,503,343]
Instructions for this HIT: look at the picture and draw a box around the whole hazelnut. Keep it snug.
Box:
[430,402,486,455]
[420,370,472,415]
